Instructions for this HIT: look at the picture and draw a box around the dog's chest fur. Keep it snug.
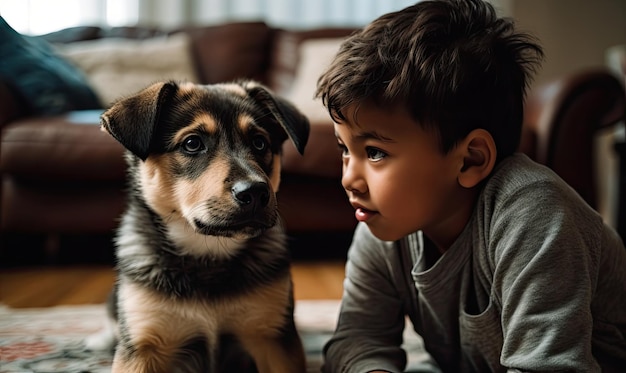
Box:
[115,198,291,300]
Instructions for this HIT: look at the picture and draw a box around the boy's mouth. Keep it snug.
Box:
[355,207,377,222]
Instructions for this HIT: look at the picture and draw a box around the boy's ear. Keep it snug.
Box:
[457,129,497,188]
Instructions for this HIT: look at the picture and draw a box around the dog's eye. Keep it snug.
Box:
[251,135,267,152]
[182,136,205,154]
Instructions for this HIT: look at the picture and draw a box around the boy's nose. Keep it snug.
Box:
[342,160,367,194]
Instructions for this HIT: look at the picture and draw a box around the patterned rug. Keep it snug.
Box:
[0,300,342,373]
[0,300,430,372]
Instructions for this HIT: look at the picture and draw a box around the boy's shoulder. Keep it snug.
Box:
[479,153,600,223]
[485,153,571,197]
[472,153,611,263]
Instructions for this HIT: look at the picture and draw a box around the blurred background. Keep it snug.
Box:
[1,0,624,89]
[0,0,624,263]
[3,0,623,223]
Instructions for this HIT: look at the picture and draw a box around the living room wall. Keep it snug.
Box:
[509,0,625,88]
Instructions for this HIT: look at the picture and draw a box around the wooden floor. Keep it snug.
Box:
[0,261,346,308]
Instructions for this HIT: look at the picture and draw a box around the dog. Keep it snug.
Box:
[91,80,310,373]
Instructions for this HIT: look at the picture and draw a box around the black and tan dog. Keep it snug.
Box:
[94,80,309,372]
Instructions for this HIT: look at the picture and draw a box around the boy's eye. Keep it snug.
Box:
[366,147,387,162]
[337,143,349,157]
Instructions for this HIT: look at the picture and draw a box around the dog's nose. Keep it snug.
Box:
[232,181,270,212]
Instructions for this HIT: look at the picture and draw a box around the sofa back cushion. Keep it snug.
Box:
[268,28,357,96]
[43,22,274,101]
[179,22,273,85]
[56,33,200,107]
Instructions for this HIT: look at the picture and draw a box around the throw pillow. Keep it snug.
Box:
[56,33,200,107]
[0,17,102,115]
[287,38,346,125]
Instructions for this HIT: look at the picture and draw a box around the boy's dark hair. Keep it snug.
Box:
[316,0,543,161]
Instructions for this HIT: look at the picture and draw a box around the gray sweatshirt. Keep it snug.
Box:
[322,153,626,373]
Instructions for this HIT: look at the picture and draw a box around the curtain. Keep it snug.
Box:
[1,0,418,35]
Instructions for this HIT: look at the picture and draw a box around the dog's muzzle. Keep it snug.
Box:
[192,180,276,237]
[231,180,271,215]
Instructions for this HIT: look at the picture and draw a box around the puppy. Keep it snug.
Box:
[95,80,309,373]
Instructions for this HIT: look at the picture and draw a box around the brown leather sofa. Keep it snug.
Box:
[1,22,624,265]
[0,22,357,265]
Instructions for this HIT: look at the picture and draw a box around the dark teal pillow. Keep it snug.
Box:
[0,17,102,115]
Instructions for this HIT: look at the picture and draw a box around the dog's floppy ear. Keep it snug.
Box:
[243,82,310,155]
[101,81,177,161]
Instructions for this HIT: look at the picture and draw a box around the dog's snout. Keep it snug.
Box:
[232,181,270,212]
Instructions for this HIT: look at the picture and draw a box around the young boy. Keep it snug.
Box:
[316,0,626,372]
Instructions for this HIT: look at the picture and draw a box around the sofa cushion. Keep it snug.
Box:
[287,37,345,124]
[0,81,25,127]
[39,26,102,44]
[277,36,348,179]
[0,17,102,115]
[281,121,343,179]
[0,110,126,182]
[268,28,356,95]
[56,33,199,107]
[182,22,273,85]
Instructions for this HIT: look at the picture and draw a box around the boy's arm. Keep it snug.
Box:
[322,223,408,373]
[489,183,604,371]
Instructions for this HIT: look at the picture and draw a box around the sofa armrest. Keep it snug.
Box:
[0,81,26,128]
[521,68,626,209]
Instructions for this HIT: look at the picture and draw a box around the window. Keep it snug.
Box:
[1,0,418,36]
[0,0,138,35]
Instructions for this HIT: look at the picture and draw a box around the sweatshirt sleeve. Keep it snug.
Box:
[486,180,603,372]
[322,223,408,373]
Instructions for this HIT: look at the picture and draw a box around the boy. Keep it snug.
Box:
[316,0,626,372]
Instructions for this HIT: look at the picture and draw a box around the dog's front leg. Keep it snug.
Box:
[239,326,307,373]
[111,335,218,373]
[111,342,176,373]
[113,283,219,373]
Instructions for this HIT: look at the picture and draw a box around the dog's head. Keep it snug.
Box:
[101,81,309,241]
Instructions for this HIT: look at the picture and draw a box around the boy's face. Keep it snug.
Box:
[335,103,470,244]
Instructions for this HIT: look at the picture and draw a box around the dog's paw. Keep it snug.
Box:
[83,326,117,352]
